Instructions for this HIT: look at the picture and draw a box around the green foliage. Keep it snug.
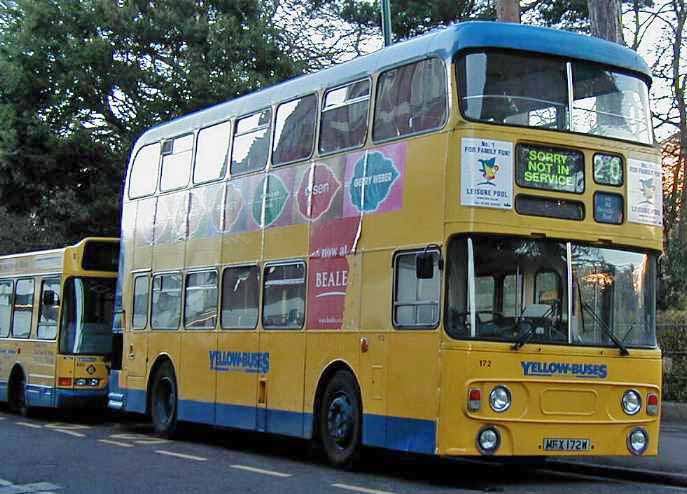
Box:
[0,0,303,254]
[657,318,687,402]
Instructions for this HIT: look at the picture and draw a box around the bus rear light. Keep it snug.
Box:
[468,388,481,412]
[647,393,659,416]
[58,377,72,387]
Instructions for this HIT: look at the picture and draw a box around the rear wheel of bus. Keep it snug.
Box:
[151,362,178,436]
[319,370,362,468]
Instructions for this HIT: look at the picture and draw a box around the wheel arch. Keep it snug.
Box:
[311,359,362,440]
[7,363,27,406]
[145,353,177,416]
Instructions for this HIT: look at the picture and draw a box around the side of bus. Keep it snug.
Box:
[0,251,68,412]
[0,241,116,413]
[113,49,454,463]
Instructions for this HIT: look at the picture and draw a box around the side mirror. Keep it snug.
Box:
[416,252,435,279]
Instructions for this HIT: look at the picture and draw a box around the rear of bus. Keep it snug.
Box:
[54,239,119,408]
[438,23,662,458]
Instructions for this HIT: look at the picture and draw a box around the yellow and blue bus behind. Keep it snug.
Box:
[109,21,662,465]
[0,238,118,413]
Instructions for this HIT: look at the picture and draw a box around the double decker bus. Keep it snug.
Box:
[109,21,662,465]
[0,238,119,414]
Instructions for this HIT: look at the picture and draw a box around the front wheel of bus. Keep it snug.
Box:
[151,363,178,437]
[319,370,362,468]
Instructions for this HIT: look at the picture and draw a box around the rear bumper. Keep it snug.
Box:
[439,420,660,457]
[55,388,108,409]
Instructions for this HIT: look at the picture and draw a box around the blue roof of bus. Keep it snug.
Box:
[134,21,651,149]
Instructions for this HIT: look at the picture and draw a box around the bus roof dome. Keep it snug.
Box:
[441,21,651,80]
[133,21,651,148]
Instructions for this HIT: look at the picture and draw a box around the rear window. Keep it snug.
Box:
[129,144,160,199]
[82,241,119,272]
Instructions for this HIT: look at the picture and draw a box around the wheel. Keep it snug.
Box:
[9,372,29,417]
[150,362,178,436]
[319,370,362,468]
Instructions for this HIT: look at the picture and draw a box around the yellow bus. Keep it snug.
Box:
[109,21,662,465]
[0,238,119,414]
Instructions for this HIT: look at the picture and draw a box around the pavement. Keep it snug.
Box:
[1,408,686,494]
[550,402,687,487]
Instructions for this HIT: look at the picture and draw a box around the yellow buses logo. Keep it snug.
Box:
[209,350,270,374]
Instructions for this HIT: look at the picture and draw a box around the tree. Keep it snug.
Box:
[496,0,521,22]
[588,0,625,42]
[0,0,303,254]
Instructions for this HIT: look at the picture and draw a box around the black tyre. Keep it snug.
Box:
[9,371,29,417]
[150,362,178,436]
[319,370,362,467]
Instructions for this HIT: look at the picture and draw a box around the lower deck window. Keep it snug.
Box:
[393,251,441,327]
[0,280,12,337]
[184,271,218,329]
[151,273,182,330]
[262,263,305,329]
[222,266,259,329]
[38,278,60,340]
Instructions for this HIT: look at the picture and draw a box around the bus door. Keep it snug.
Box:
[126,273,149,405]
[178,270,218,425]
[258,261,307,436]
[33,277,60,405]
[215,265,261,430]
[385,250,442,454]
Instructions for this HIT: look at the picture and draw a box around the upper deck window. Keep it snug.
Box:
[272,94,317,166]
[194,121,231,184]
[374,58,447,141]
[129,144,160,199]
[572,62,652,144]
[160,134,194,192]
[231,109,271,175]
[457,51,653,145]
[320,80,370,154]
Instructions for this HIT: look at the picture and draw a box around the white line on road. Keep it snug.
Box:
[332,484,395,494]
[98,439,133,448]
[230,465,292,478]
[53,429,85,438]
[155,450,207,462]
[16,422,42,429]
[0,417,6,420]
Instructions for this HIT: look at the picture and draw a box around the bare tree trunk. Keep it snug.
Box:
[496,0,520,23]
[587,0,625,44]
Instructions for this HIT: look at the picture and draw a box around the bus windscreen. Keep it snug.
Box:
[59,277,116,355]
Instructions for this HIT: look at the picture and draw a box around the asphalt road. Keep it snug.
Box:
[0,407,684,494]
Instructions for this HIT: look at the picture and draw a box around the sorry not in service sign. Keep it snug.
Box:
[516,144,585,194]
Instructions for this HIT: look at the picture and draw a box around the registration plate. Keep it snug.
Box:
[543,438,591,451]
